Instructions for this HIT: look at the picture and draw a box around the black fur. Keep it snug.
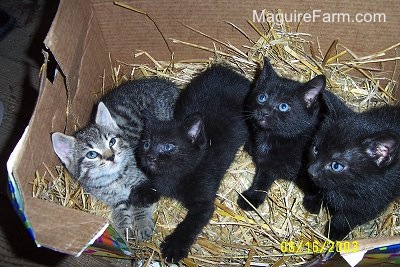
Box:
[237,58,346,212]
[130,65,250,263]
[308,105,400,240]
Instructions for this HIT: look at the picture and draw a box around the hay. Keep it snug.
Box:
[33,9,399,266]
[31,164,110,219]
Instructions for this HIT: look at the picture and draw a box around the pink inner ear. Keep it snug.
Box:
[377,144,389,156]
[61,144,72,155]
[52,133,75,163]
[95,102,119,129]
[376,144,390,164]
[304,87,321,106]
[188,120,201,139]
[96,102,110,125]
[365,133,398,166]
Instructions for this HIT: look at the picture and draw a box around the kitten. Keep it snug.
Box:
[308,105,400,240]
[51,78,180,240]
[237,57,335,211]
[130,65,251,263]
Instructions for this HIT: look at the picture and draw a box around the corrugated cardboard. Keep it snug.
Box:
[8,0,400,262]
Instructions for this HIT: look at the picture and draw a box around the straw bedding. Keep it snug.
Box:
[32,10,399,266]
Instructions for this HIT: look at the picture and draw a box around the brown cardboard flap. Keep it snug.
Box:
[89,0,399,100]
[68,10,111,134]
[13,66,71,199]
[44,0,92,100]
[45,0,112,133]
[26,196,108,255]
[13,66,108,255]
[13,0,115,255]
[15,71,67,198]
[90,0,400,73]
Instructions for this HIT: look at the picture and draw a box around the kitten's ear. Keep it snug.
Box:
[95,102,119,130]
[258,57,277,82]
[363,132,399,167]
[184,113,205,144]
[302,75,326,108]
[51,132,76,166]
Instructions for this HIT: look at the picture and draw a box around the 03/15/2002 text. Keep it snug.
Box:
[280,240,359,254]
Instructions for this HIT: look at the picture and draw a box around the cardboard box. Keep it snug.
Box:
[7,0,400,264]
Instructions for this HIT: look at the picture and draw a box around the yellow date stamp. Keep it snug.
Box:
[280,240,359,254]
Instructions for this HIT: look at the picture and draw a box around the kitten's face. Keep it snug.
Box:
[308,120,399,190]
[52,102,133,188]
[137,113,206,177]
[248,59,325,137]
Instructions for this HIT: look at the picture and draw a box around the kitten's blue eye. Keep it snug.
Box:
[330,161,345,172]
[143,141,151,150]
[256,93,267,104]
[162,144,176,153]
[109,138,116,147]
[278,103,290,112]
[86,151,98,159]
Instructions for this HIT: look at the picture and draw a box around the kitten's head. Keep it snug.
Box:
[247,58,325,137]
[137,112,207,177]
[308,120,400,190]
[51,102,133,188]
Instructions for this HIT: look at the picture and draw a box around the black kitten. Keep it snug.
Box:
[308,105,400,240]
[237,58,332,211]
[130,65,250,263]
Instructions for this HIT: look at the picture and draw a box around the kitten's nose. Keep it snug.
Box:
[143,154,157,169]
[261,110,270,117]
[107,154,115,161]
[308,164,319,178]
[146,154,157,162]
[103,149,115,161]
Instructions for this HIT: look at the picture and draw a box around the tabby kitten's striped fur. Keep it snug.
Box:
[51,78,179,240]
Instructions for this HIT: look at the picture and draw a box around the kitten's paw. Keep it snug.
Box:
[302,194,322,214]
[160,234,190,263]
[130,185,160,207]
[326,215,352,241]
[325,225,348,241]
[237,189,266,211]
[133,217,155,241]
[113,217,134,240]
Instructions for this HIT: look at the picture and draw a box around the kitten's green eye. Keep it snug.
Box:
[162,143,176,153]
[331,161,345,172]
[278,103,290,112]
[143,141,151,150]
[109,138,116,147]
[86,151,99,159]
[256,93,267,104]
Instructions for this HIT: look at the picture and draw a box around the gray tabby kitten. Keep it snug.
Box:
[51,78,179,240]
